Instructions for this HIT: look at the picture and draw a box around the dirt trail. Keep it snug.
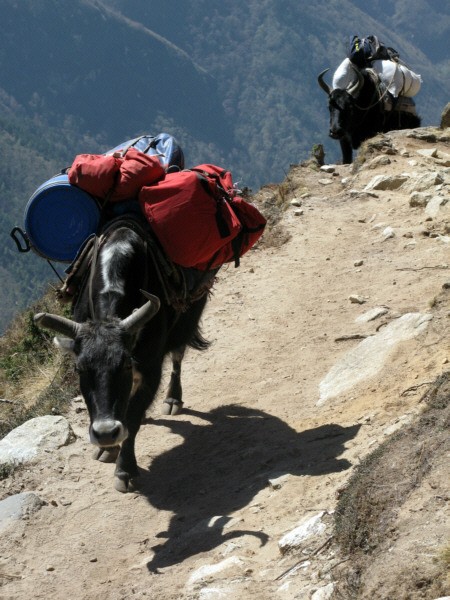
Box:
[1,129,449,599]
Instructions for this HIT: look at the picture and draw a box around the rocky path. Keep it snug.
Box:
[1,128,449,599]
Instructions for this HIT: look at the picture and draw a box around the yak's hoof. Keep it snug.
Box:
[114,474,137,493]
[162,398,184,416]
[93,446,120,463]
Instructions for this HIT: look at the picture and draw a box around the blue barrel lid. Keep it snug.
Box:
[24,174,100,262]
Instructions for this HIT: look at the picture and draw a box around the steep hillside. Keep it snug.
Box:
[0,126,448,599]
[364,0,450,67]
[0,0,229,145]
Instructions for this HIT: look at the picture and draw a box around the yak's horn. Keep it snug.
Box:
[347,66,364,96]
[34,313,82,339]
[120,291,161,334]
[317,69,331,95]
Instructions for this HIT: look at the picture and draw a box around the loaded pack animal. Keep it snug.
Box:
[34,217,214,492]
[317,66,421,163]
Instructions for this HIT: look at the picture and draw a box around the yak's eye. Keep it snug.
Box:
[75,362,88,375]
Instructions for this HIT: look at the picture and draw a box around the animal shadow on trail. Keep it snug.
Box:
[138,404,361,572]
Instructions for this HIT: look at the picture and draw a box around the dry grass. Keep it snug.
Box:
[249,166,307,250]
[438,544,450,590]
[0,288,78,441]
[333,371,450,598]
[352,133,398,171]
[335,372,449,553]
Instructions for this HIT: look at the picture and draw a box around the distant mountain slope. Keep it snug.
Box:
[364,0,450,65]
[1,0,230,148]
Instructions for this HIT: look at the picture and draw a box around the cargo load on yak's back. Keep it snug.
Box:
[332,57,422,98]
[332,35,422,99]
[10,133,184,263]
[67,157,266,271]
[10,173,101,263]
[11,135,266,274]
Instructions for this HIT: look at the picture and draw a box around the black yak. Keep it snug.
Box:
[318,66,421,163]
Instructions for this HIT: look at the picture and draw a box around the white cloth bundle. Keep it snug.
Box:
[332,58,422,97]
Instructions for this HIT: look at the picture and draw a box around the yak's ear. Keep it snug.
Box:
[53,336,76,355]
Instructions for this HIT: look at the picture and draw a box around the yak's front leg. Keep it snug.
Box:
[340,137,353,164]
[162,346,185,416]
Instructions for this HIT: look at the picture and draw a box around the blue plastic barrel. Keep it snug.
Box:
[24,173,100,263]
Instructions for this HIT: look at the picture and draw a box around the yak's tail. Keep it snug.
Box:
[188,329,211,351]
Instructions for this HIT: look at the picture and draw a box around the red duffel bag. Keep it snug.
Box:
[139,165,266,270]
[68,149,165,202]
[194,195,267,270]
[139,169,242,268]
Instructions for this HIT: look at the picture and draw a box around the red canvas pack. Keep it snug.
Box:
[190,164,235,196]
[190,165,266,269]
[68,154,122,198]
[68,149,165,202]
[139,169,242,268]
[109,148,165,202]
[195,195,267,270]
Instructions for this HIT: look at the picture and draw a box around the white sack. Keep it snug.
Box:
[332,58,355,90]
[332,58,422,98]
[371,60,422,97]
